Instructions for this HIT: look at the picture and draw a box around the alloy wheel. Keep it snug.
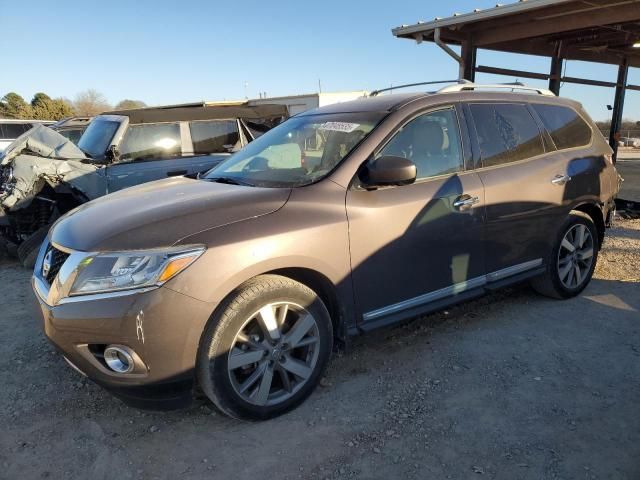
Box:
[557,223,594,289]
[227,302,321,406]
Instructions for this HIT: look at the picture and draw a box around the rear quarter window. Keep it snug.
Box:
[531,104,592,150]
[189,120,240,154]
[469,103,545,167]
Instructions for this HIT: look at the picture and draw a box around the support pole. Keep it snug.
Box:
[461,40,477,82]
[548,42,563,95]
[610,58,629,161]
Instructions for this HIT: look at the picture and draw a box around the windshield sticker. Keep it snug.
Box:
[319,122,361,133]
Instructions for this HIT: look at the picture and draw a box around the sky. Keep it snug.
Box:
[1,0,639,122]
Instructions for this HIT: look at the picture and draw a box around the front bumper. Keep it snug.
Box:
[31,241,216,410]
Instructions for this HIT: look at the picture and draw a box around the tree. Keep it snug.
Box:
[30,93,75,120]
[114,99,147,110]
[73,89,111,116]
[0,92,33,119]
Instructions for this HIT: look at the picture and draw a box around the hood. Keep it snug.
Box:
[50,176,291,251]
[1,124,86,165]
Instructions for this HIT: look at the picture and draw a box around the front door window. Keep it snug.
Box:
[118,123,181,162]
[377,108,464,180]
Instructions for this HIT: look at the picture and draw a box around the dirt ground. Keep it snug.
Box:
[1,220,639,480]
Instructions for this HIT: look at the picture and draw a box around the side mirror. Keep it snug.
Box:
[105,145,120,163]
[360,155,417,187]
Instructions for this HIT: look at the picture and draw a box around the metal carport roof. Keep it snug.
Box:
[392,0,640,160]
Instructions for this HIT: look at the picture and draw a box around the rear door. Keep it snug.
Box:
[466,102,567,276]
[529,103,608,210]
[347,106,486,327]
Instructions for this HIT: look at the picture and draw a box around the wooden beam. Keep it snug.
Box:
[475,65,550,80]
[474,65,640,92]
[610,58,629,159]
[482,39,640,67]
[461,40,477,81]
[549,43,563,95]
[473,4,640,46]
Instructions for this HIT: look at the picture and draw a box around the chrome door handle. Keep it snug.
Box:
[551,174,572,185]
[453,195,480,209]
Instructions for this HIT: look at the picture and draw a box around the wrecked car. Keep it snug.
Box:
[0,102,288,266]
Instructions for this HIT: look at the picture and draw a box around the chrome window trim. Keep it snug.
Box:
[363,258,543,322]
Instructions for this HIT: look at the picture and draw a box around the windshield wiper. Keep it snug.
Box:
[205,176,253,187]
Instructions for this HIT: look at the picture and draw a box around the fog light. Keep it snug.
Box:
[104,345,135,373]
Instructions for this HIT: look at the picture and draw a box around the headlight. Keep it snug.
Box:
[69,246,205,296]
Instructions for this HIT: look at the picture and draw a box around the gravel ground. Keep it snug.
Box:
[1,219,639,480]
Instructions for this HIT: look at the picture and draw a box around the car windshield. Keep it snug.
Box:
[77,118,121,159]
[204,112,385,187]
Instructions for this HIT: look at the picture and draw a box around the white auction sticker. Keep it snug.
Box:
[319,122,360,133]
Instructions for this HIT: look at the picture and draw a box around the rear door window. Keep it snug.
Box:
[189,120,240,154]
[469,103,545,167]
[0,123,31,140]
[531,104,592,150]
[119,123,181,162]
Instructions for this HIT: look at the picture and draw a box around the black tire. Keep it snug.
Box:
[197,274,333,420]
[17,225,50,269]
[531,211,599,299]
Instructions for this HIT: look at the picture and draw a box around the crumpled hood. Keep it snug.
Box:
[0,125,95,211]
[1,124,86,164]
[50,176,291,251]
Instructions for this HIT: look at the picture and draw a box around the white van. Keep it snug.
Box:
[0,119,54,152]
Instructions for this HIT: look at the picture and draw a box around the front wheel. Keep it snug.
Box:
[197,275,333,420]
[17,225,51,269]
[531,211,599,299]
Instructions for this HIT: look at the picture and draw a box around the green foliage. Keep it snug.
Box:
[114,99,147,110]
[0,92,33,119]
[31,93,75,120]
[0,91,76,120]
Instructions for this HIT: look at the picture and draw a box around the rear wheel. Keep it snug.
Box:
[197,275,333,420]
[531,211,598,299]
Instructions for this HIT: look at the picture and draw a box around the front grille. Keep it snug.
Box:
[44,246,70,284]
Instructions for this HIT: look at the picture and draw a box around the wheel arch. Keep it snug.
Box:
[199,265,348,346]
[571,202,605,248]
[265,267,344,342]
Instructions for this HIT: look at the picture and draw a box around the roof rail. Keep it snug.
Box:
[437,81,555,96]
[369,79,471,97]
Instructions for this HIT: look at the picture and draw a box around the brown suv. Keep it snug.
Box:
[31,83,619,420]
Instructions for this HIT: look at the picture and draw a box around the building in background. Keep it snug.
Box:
[249,91,368,115]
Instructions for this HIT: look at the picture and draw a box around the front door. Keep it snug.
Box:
[347,107,486,326]
[106,122,186,192]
